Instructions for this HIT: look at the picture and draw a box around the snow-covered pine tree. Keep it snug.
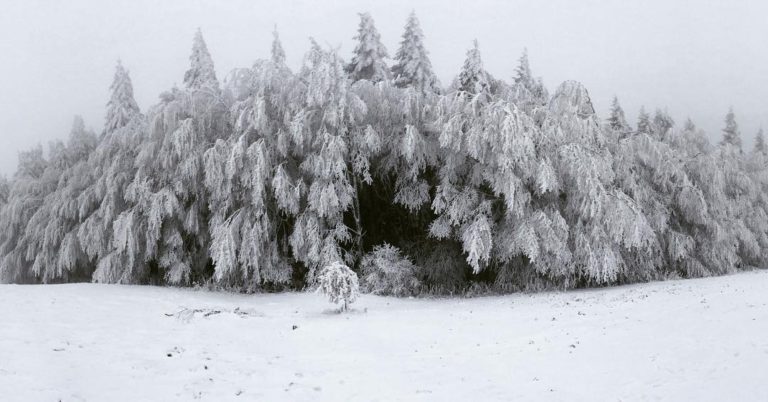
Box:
[105,61,141,133]
[184,28,220,90]
[347,13,391,83]
[653,108,675,140]
[754,127,767,156]
[637,106,652,135]
[271,27,286,66]
[0,176,8,207]
[607,96,630,133]
[120,30,228,285]
[203,35,300,289]
[721,107,742,151]
[0,146,48,283]
[391,11,440,93]
[287,40,368,280]
[77,62,147,284]
[506,49,549,119]
[457,40,491,98]
[683,117,696,132]
[23,117,97,282]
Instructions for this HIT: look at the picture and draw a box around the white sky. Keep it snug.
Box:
[1,0,766,175]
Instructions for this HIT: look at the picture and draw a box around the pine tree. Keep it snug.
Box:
[391,11,439,93]
[183,29,219,90]
[271,27,286,66]
[105,61,141,133]
[347,13,391,83]
[683,117,696,132]
[653,108,674,138]
[637,106,652,134]
[508,49,548,109]
[457,40,490,96]
[607,96,630,132]
[754,127,766,156]
[721,107,742,150]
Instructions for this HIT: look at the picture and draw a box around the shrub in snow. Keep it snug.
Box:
[360,244,421,296]
[316,261,359,311]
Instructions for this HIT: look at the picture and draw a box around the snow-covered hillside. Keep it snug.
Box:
[2,271,768,402]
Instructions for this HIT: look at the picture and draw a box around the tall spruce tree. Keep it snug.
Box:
[391,11,439,93]
[347,13,391,83]
[637,106,652,134]
[607,96,630,132]
[721,107,742,150]
[457,40,490,96]
[754,127,766,156]
[105,61,141,133]
[184,28,219,90]
[271,27,286,66]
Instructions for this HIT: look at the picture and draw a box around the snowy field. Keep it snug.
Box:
[2,271,768,402]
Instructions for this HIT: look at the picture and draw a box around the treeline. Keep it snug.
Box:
[1,12,766,294]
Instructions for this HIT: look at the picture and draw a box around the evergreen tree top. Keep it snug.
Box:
[754,127,766,156]
[347,12,391,83]
[721,107,742,149]
[271,27,286,66]
[458,40,489,95]
[392,11,439,93]
[105,60,140,134]
[183,28,219,90]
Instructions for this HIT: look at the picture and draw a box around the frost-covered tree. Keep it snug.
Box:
[391,11,440,93]
[184,28,219,90]
[721,107,742,150]
[288,40,369,277]
[203,40,299,288]
[316,261,359,311]
[637,106,652,135]
[457,40,491,97]
[347,13,391,83]
[653,108,675,139]
[115,30,228,285]
[0,146,48,283]
[77,62,146,284]
[607,96,630,133]
[754,127,767,156]
[683,117,696,132]
[506,49,549,120]
[271,27,286,66]
[0,176,8,206]
[105,61,141,133]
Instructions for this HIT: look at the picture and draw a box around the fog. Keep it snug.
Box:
[1,0,766,175]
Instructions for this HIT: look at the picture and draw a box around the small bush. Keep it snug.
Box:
[360,244,421,296]
[316,261,359,311]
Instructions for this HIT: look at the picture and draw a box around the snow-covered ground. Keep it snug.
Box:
[2,271,768,402]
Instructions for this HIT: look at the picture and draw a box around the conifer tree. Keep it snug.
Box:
[184,28,219,90]
[105,61,140,133]
[683,117,696,132]
[607,96,630,132]
[391,11,439,93]
[347,13,391,83]
[721,107,742,150]
[457,40,490,96]
[271,27,286,66]
[653,108,675,139]
[754,127,767,156]
[637,106,652,134]
[78,62,146,283]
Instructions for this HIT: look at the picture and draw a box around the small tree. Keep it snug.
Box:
[721,107,742,150]
[316,261,359,311]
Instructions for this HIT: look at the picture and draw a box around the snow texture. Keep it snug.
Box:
[2,271,768,401]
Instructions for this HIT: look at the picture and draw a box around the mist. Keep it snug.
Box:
[1,0,766,175]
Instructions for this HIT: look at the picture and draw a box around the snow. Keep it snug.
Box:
[2,271,768,401]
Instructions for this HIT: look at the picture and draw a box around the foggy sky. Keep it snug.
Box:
[1,0,766,175]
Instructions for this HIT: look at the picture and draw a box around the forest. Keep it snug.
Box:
[1,11,766,295]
